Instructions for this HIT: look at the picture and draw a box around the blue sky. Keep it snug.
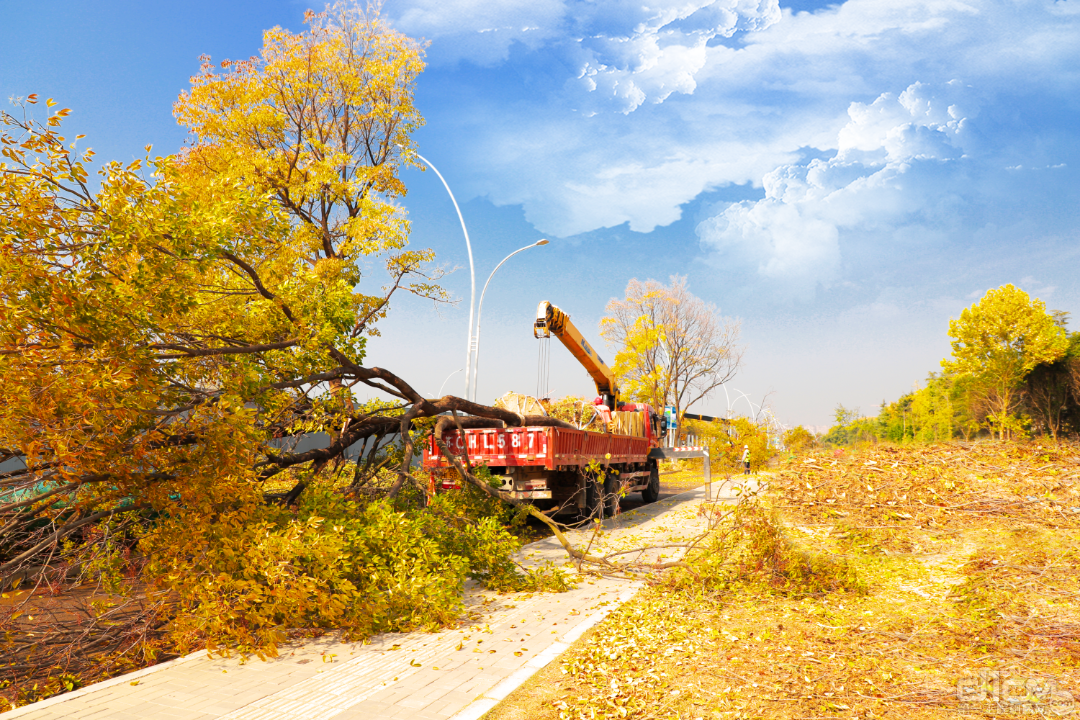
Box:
[3,0,1079,429]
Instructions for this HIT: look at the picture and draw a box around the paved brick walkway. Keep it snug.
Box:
[9,478,739,720]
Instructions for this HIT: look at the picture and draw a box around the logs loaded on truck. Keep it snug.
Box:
[423,301,669,518]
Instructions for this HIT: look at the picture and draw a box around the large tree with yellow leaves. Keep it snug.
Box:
[0,6,534,696]
[600,276,743,436]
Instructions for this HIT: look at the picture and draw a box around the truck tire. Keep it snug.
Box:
[641,462,660,504]
[603,474,620,518]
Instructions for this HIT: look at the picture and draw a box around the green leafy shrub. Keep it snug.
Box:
[781,425,817,453]
[152,467,568,658]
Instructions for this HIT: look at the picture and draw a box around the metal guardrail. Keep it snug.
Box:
[648,446,715,500]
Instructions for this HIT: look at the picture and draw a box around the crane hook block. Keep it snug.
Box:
[533,301,618,401]
[534,300,567,338]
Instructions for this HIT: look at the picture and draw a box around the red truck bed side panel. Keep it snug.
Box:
[423,426,649,470]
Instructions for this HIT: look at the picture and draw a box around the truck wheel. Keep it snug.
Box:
[641,462,660,504]
[603,474,620,518]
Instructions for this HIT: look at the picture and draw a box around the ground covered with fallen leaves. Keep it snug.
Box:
[658,468,711,494]
[487,441,1080,719]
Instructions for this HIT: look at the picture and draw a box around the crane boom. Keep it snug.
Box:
[534,301,618,406]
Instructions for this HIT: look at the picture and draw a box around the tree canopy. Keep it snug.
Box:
[0,6,549,695]
[1,6,446,548]
[600,276,742,432]
[942,284,1068,438]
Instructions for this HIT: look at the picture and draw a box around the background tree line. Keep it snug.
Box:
[823,284,1080,445]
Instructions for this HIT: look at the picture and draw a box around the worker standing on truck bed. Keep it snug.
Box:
[741,445,750,475]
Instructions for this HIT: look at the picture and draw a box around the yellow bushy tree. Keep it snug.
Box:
[172,4,435,327]
[942,284,1068,439]
[782,426,817,453]
[683,416,773,472]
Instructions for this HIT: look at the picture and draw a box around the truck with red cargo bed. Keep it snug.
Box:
[422,402,663,517]
[422,301,668,517]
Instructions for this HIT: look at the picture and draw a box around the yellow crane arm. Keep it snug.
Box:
[534,301,619,404]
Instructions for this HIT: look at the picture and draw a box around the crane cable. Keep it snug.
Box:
[536,335,551,400]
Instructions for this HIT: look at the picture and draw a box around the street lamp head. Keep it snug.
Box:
[536,239,550,246]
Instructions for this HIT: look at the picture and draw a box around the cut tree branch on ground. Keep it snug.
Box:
[432,436,726,577]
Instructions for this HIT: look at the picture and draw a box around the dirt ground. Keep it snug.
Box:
[485,442,1080,720]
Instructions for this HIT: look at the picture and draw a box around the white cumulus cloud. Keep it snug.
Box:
[388,0,781,110]
[569,0,782,113]
[697,81,977,296]
[405,0,1080,248]
[389,0,567,65]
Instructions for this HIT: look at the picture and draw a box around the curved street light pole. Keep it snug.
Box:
[469,239,549,402]
[410,150,476,400]
[437,368,464,398]
[719,383,785,444]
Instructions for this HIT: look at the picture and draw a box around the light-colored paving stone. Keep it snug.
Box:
[8,479,742,720]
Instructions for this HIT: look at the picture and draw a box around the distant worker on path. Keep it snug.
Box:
[741,445,750,475]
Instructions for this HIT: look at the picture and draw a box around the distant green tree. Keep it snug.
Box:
[875,372,986,443]
[877,394,915,443]
[942,284,1068,439]
[822,404,877,446]
[1021,330,1080,440]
